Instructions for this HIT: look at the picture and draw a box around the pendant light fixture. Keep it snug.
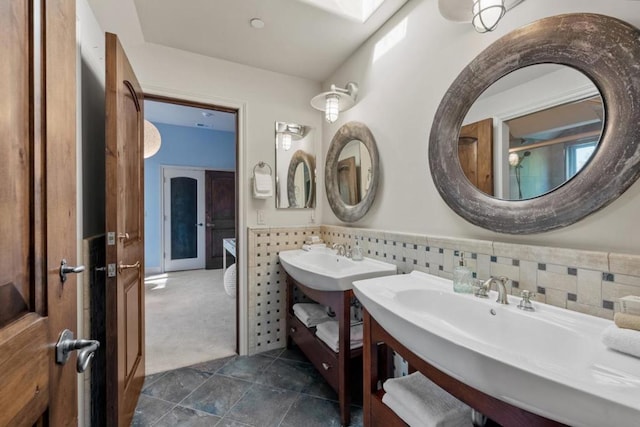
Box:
[311,82,359,123]
[143,120,162,158]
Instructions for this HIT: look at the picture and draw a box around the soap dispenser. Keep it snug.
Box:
[351,240,364,261]
[453,253,472,293]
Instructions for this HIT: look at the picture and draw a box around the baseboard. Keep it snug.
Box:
[145,266,162,275]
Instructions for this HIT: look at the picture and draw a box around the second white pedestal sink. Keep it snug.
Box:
[353,271,640,427]
[279,247,396,291]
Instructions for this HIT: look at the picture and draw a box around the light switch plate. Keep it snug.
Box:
[257,210,265,225]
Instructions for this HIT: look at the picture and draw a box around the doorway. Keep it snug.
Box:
[144,96,239,374]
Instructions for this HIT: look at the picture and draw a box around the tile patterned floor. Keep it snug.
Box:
[132,347,363,427]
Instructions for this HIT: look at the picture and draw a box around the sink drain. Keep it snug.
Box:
[489,309,497,316]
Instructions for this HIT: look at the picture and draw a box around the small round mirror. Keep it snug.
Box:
[326,122,379,222]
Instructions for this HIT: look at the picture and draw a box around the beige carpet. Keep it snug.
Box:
[144,269,236,375]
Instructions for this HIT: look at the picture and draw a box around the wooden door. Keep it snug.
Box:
[205,171,236,269]
[337,157,359,205]
[458,118,494,195]
[163,167,206,271]
[105,32,145,426]
[0,0,79,425]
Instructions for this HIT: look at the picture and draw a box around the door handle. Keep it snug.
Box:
[118,260,140,273]
[60,259,85,282]
[55,329,100,373]
[196,223,204,227]
[206,223,215,228]
[118,232,130,241]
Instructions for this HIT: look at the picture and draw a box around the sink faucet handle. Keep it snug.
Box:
[517,290,536,311]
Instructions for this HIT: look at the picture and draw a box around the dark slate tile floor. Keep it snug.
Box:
[132,346,363,427]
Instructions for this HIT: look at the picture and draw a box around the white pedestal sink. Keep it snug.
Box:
[278,247,396,291]
[353,271,640,427]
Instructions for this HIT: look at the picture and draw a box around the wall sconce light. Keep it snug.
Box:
[144,120,162,158]
[311,82,359,123]
[281,133,292,151]
[472,0,505,33]
[509,150,530,199]
[276,122,307,151]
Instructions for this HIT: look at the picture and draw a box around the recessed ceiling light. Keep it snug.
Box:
[250,18,265,29]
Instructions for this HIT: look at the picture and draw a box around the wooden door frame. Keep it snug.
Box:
[160,165,234,273]
[144,93,242,354]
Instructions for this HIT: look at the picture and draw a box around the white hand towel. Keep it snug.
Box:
[602,325,640,358]
[253,170,273,198]
[315,320,363,342]
[382,393,426,427]
[293,303,331,328]
[383,372,472,427]
[315,329,363,353]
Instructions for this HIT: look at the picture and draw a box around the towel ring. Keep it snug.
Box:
[253,161,272,176]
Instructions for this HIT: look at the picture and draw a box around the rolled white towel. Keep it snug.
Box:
[383,372,472,427]
[602,325,640,358]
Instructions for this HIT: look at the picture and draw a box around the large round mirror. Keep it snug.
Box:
[326,122,379,222]
[459,64,604,200]
[287,150,315,208]
[429,13,640,234]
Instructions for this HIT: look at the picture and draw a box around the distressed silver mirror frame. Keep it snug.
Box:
[429,13,640,234]
[287,150,316,208]
[325,121,380,222]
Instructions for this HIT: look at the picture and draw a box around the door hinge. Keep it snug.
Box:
[107,263,116,277]
[107,232,116,246]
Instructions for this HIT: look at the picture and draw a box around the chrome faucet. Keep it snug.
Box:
[332,243,347,257]
[474,276,510,304]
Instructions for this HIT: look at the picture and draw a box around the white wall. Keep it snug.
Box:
[320,0,640,255]
[87,0,324,355]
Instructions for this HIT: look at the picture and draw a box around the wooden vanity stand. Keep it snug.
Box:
[363,309,565,427]
[285,273,362,426]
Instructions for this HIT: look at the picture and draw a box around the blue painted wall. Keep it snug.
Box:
[145,122,235,271]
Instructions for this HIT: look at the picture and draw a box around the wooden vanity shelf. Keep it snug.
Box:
[363,309,565,427]
[285,273,362,426]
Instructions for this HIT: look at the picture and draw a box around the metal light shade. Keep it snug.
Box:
[144,120,162,158]
[310,82,358,123]
[472,0,505,33]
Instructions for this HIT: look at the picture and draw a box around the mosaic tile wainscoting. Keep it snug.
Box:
[247,225,640,355]
[247,226,321,355]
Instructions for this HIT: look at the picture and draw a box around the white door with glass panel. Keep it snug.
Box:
[163,167,206,271]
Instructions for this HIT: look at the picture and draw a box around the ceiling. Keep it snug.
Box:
[145,100,237,132]
[132,0,408,81]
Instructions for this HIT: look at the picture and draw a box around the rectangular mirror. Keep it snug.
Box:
[275,121,316,209]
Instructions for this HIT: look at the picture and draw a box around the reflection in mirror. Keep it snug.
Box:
[275,122,316,209]
[461,64,603,200]
[337,140,372,206]
[286,150,315,208]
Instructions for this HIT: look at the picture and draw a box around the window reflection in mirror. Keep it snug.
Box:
[275,121,316,208]
[337,140,372,206]
[460,64,603,200]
